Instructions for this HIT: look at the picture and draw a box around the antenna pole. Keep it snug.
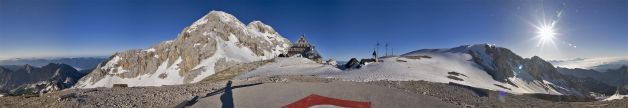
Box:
[376,41,380,58]
[386,43,391,56]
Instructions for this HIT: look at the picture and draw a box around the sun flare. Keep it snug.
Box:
[535,22,557,47]
[537,25,556,43]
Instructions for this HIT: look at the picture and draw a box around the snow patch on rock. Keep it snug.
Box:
[75,11,292,88]
[603,94,627,101]
[142,48,156,53]
[80,57,185,88]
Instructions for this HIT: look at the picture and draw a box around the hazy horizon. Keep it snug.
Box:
[1,0,627,60]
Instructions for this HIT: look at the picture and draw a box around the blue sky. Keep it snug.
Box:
[0,0,626,60]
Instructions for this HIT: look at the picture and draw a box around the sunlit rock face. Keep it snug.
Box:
[75,11,291,88]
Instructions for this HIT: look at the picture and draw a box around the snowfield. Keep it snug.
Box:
[238,57,561,95]
[238,45,565,95]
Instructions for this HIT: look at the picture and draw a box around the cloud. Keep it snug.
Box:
[551,56,628,71]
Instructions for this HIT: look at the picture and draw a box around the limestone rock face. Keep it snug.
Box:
[75,11,291,88]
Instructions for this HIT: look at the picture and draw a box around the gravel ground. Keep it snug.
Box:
[3,75,628,108]
[0,81,225,108]
[190,81,457,108]
[367,80,628,108]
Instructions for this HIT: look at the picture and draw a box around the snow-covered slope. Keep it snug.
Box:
[399,44,575,95]
[238,44,579,95]
[75,11,291,88]
[603,93,628,101]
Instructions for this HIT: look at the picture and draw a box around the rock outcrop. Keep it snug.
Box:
[75,11,291,88]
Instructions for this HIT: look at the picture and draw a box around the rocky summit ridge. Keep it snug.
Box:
[75,11,291,88]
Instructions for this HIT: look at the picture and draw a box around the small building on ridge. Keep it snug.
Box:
[282,35,323,63]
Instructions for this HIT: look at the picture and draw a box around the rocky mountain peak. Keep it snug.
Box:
[185,11,246,34]
[446,44,492,53]
[75,11,292,88]
[23,64,33,73]
[207,11,240,23]
[247,21,279,35]
[528,56,555,68]
[530,56,543,61]
[42,63,61,68]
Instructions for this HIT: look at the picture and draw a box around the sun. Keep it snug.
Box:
[535,23,557,47]
[537,25,556,42]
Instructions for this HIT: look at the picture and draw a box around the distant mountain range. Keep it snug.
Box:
[0,63,84,96]
[0,57,107,71]
[550,57,628,72]
[0,57,105,95]
[558,66,628,87]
